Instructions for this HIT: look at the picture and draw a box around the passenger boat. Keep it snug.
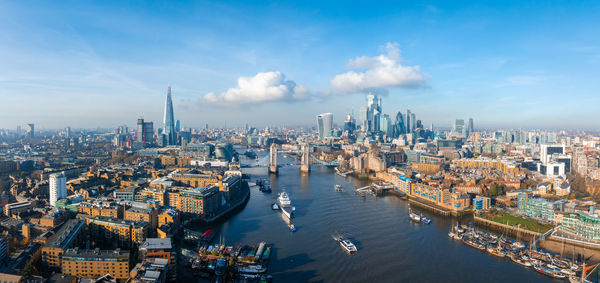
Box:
[334,184,343,192]
[337,237,357,253]
[278,192,294,219]
[408,208,421,222]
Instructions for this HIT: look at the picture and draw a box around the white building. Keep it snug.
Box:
[316,113,333,140]
[49,171,67,206]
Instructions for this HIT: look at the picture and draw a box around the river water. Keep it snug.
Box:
[189,155,554,282]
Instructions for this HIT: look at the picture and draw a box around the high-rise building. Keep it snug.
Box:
[452,119,465,136]
[27,123,34,138]
[49,172,67,206]
[163,86,176,145]
[343,114,356,133]
[381,114,391,135]
[467,118,474,137]
[393,112,405,138]
[137,118,154,147]
[65,126,71,138]
[410,113,416,133]
[406,110,412,133]
[316,113,333,140]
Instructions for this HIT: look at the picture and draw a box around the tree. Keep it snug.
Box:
[21,262,36,276]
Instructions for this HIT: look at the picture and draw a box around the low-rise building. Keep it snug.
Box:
[62,248,130,280]
[473,196,491,210]
[41,219,85,268]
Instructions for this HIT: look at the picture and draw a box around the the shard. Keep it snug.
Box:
[163,85,176,145]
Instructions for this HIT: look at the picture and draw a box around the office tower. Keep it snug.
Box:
[406,110,412,134]
[416,120,422,130]
[467,118,474,137]
[452,119,465,136]
[316,113,333,140]
[175,120,181,133]
[540,144,565,164]
[136,118,154,147]
[27,123,34,138]
[65,126,71,138]
[359,107,368,131]
[49,172,67,206]
[393,112,405,138]
[381,114,391,135]
[343,114,356,133]
[411,113,416,133]
[163,86,176,145]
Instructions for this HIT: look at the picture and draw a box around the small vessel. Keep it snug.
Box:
[421,215,431,224]
[409,208,421,222]
[278,192,294,219]
[509,253,532,267]
[487,246,506,258]
[337,237,357,253]
[289,224,296,232]
[334,184,343,192]
[534,265,566,279]
[272,203,279,210]
[238,265,267,274]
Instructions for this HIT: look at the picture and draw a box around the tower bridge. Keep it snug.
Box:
[249,144,340,173]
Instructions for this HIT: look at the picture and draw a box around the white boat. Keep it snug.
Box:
[338,238,357,253]
[409,208,421,222]
[334,184,343,192]
[278,192,294,219]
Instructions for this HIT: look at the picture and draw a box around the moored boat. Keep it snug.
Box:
[534,265,566,279]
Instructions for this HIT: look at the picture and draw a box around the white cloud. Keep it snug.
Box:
[330,43,425,94]
[202,71,309,104]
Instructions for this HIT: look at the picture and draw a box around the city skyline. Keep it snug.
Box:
[1,1,600,129]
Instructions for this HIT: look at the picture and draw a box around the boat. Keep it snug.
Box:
[569,263,598,283]
[534,265,566,279]
[509,253,532,267]
[238,265,267,274]
[487,246,506,258]
[409,209,421,222]
[421,215,431,224]
[272,203,279,210]
[334,184,343,192]
[337,237,357,253]
[278,192,294,219]
[289,224,296,232]
[215,258,227,276]
[262,247,271,260]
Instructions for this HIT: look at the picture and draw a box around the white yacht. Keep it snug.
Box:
[278,192,294,219]
[338,237,357,253]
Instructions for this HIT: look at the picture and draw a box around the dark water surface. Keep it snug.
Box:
[190,160,554,282]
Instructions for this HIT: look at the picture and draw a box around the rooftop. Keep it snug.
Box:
[45,219,84,249]
[139,238,172,250]
[63,248,129,260]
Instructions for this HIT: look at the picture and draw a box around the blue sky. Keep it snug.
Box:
[1,1,599,130]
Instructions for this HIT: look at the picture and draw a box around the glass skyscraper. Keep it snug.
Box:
[163,86,176,145]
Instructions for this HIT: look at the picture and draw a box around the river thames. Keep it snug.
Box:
[189,156,554,282]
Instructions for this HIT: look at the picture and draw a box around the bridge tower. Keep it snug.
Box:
[269,143,278,174]
[300,144,311,173]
